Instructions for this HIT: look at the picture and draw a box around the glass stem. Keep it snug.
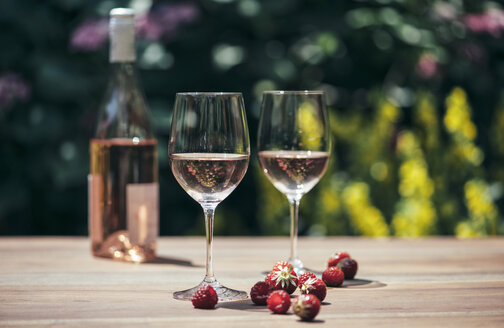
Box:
[288,196,301,261]
[203,206,216,283]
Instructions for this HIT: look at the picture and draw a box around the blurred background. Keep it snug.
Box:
[1,0,503,237]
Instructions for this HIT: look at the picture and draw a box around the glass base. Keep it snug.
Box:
[173,279,248,302]
[289,257,321,276]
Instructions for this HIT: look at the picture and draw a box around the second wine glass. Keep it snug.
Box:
[169,92,250,301]
[257,91,331,274]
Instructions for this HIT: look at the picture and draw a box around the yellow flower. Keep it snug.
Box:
[444,88,471,133]
[443,87,483,166]
[342,183,389,236]
[380,101,400,122]
[297,101,324,148]
[455,222,485,238]
[448,87,468,107]
[321,188,340,212]
[393,131,437,236]
[456,179,499,237]
[462,121,477,140]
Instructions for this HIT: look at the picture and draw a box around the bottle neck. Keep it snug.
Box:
[110,62,137,80]
[106,62,139,97]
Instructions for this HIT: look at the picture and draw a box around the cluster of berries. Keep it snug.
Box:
[250,261,324,320]
[250,251,358,321]
[191,250,359,322]
[323,251,358,287]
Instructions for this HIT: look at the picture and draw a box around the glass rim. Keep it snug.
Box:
[262,90,324,95]
[176,92,243,97]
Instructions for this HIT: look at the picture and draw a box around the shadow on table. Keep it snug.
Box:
[341,278,386,289]
[297,319,325,324]
[146,256,204,268]
[218,300,272,312]
[218,280,385,314]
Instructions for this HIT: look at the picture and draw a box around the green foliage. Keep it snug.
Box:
[1,0,504,236]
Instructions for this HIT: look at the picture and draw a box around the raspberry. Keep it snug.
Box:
[191,285,218,309]
[337,257,358,279]
[293,294,321,321]
[327,251,350,267]
[250,281,272,305]
[322,266,344,287]
[267,290,291,314]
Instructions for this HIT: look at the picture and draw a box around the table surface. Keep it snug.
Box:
[0,237,503,327]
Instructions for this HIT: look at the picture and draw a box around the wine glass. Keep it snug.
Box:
[169,92,250,301]
[257,91,331,275]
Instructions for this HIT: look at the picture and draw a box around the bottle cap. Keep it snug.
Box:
[110,8,135,18]
[109,8,135,63]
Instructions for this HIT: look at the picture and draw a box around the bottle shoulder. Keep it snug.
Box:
[94,65,154,140]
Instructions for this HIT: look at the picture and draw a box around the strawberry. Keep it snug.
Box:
[250,281,272,305]
[265,271,275,286]
[293,294,321,321]
[267,261,298,294]
[299,277,327,302]
[191,285,218,309]
[327,251,350,267]
[267,290,291,314]
[337,257,358,279]
[297,272,317,287]
[322,266,345,287]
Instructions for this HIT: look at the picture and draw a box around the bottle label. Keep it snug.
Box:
[110,19,136,62]
[88,174,103,243]
[126,183,159,245]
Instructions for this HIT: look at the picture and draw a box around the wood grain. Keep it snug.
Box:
[0,237,503,327]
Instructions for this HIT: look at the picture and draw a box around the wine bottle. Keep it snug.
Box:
[88,8,158,263]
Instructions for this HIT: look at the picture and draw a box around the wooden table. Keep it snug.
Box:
[1,237,503,327]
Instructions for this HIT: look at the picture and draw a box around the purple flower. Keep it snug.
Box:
[0,73,31,110]
[136,14,165,41]
[464,9,504,38]
[136,3,200,41]
[69,3,200,51]
[70,19,108,51]
[415,53,439,79]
